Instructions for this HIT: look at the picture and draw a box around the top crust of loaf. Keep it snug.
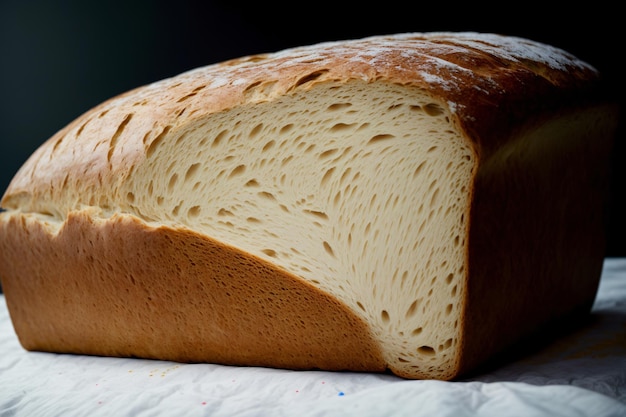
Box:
[1,32,604,213]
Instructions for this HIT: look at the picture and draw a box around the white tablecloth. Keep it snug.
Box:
[1,259,625,417]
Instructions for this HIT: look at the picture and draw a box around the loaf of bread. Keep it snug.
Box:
[0,32,618,380]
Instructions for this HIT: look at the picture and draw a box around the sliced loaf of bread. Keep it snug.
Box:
[0,32,618,380]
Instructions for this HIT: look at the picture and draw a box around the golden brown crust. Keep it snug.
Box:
[0,210,386,372]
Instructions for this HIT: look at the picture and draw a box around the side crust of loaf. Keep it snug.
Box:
[459,104,617,376]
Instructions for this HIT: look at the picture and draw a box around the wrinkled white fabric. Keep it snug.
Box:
[1,259,625,417]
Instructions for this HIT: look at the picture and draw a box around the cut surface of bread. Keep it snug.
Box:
[0,32,618,380]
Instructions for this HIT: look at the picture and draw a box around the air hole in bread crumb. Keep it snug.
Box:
[245,179,259,187]
[303,209,328,221]
[229,164,246,178]
[446,273,454,284]
[126,192,135,203]
[249,123,263,138]
[400,270,409,287]
[411,327,423,336]
[321,167,335,187]
[445,304,453,315]
[356,301,366,311]
[147,181,154,197]
[339,168,352,184]
[188,206,201,218]
[184,163,200,181]
[333,191,341,207]
[261,249,277,257]
[281,156,294,166]
[167,173,179,192]
[327,103,352,111]
[417,346,435,355]
[217,208,234,216]
[423,103,444,116]
[319,148,338,159]
[412,161,426,178]
[258,191,276,201]
[381,310,390,323]
[430,187,440,206]
[212,130,228,148]
[367,134,395,145]
[323,241,335,257]
[405,300,419,319]
[279,123,294,134]
[387,103,404,111]
[330,122,356,132]
[262,140,275,152]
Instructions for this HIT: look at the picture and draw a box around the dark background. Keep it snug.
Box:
[0,0,623,257]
